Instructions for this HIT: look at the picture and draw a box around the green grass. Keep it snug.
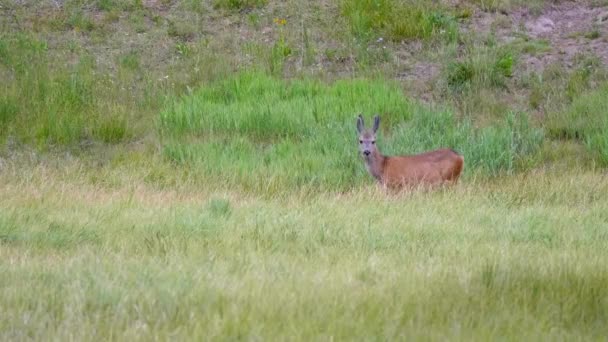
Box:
[584,29,601,40]
[167,19,196,41]
[527,64,593,113]
[1,0,608,340]
[1,163,608,340]
[436,38,523,121]
[213,0,267,11]
[445,43,516,92]
[159,72,542,193]
[91,0,144,12]
[340,0,459,42]
[546,84,608,166]
[469,0,548,13]
[0,34,136,147]
[66,10,96,32]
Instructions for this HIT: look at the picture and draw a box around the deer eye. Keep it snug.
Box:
[359,140,363,144]
[371,141,375,144]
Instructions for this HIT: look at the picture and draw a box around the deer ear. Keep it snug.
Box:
[357,114,364,133]
[373,115,380,133]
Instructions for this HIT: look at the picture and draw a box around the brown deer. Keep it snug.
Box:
[357,114,464,188]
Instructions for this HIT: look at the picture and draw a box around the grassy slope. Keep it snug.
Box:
[1,0,608,340]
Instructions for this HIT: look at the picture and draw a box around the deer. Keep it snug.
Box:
[356,114,464,189]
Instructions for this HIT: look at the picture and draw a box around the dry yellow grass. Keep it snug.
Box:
[1,159,607,340]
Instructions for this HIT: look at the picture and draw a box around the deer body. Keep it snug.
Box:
[357,115,464,188]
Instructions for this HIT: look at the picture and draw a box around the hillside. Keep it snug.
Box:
[1,0,607,165]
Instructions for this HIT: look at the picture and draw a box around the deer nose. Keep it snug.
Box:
[363,151,371,156]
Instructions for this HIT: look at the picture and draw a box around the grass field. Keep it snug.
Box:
[2,163,608,340]
[1,0,608,340]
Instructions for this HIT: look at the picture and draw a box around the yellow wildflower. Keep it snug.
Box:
[273,17,287,26]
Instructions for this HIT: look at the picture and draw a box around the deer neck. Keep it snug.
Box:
[364,150,385,181]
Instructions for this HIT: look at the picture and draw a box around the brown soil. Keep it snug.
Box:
[468,1,608,71]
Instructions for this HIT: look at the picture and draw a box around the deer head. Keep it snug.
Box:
[356,114,380,159]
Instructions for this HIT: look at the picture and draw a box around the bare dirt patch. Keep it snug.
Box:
[396,0,608,116]
[467,1,608,71]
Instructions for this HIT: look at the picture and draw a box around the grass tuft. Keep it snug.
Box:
[341,0,459,42]
[92,114,130,144]
[213,0,267,11]
[446,45,516,92]
[66,11,96,32]
[207,198,232,217]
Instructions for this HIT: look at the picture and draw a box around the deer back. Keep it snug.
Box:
[382,149,464,187]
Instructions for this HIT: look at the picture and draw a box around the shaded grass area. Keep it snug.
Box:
[1,166,608,340]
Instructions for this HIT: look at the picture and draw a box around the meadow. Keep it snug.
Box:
[1,0,608,340]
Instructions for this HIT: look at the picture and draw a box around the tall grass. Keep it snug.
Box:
[0,34,130,147]
[159,72,543,193]
[546,84,608,166]
[1,165,608,340]
[2,1,608,340]
[446,45,515,91]
[386,109,543,174]
[340,0,459,42]
[526,55,608,114]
